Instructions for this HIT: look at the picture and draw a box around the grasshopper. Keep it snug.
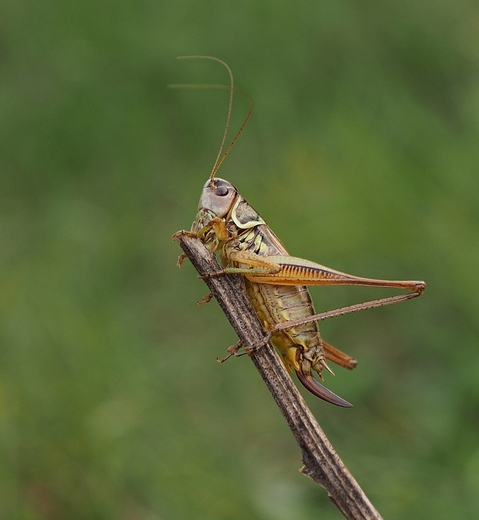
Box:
[173,56,426,407]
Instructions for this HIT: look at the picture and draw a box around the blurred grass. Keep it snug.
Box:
[1,0,479,518]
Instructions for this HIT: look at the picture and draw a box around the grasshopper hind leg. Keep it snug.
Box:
[322,341,358,370]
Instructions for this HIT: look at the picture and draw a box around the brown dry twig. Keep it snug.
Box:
[174,232,382,520]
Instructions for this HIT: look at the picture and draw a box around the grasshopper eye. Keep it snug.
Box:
[215,185,229,196]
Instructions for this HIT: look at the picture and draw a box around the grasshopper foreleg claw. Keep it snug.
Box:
[197,292,214,306]
[217,341,244,363]
[217,332,271,364]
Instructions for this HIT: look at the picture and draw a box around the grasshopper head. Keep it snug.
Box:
[193,177,265,235]
[198,178,237,218]
[191,178,238,236]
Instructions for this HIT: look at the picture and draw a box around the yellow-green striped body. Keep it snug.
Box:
[221,224,326,377]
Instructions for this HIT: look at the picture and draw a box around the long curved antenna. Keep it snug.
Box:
[171,56,254,181]
[212,87,253,180]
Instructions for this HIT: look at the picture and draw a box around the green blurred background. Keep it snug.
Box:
[1,1,479,519]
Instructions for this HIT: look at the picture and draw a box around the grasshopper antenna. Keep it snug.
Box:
[170,56,254,181]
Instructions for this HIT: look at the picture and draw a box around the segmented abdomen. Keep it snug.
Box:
[246,280,321,362]
[231,225,324,373]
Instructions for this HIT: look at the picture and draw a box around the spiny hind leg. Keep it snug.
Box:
[322,341,358,370]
